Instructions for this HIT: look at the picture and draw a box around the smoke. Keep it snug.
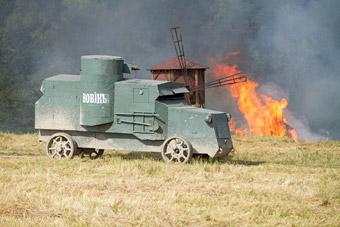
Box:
[2,0,340,139]
[206,0,340,140]
[35,0,261,77]
[245,0,340,140]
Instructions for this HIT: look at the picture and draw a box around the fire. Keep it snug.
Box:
[210,54,298,140]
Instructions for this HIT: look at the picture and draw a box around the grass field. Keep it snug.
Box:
[0,133,339,226]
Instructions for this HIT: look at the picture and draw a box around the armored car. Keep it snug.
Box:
[35,55,233,163]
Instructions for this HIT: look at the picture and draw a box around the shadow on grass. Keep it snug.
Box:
[105,152,162,161]
[224,159,265,166]
[0,150,265,166]
[192,154,265,166]
[104,152,265,166]
[0,151,43,157]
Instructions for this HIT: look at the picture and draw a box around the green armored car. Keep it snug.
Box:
[35,55,233,163]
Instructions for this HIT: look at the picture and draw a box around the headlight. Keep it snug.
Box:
[226,113,232,122]
[205,114,213,124]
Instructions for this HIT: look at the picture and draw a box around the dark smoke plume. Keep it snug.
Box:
[1,0,339,139]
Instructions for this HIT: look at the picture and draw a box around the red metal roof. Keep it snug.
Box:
[149,57,208,70]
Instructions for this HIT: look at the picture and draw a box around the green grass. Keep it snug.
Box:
[0,133,339,226]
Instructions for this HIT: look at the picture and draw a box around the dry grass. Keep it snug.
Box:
[0,133,339,226]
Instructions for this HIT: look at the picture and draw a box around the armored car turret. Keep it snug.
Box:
[35,55,233,163]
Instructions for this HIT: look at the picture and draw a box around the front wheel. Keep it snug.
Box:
[161,137,193,163]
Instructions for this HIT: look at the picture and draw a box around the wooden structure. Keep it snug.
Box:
[149,57,208,107]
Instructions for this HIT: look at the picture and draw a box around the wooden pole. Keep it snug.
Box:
[167,70,171,81]
[194,70,199,107]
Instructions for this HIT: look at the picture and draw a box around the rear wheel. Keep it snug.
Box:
[161,137,193,163]
[78,148,104,159]
[46,133,76,159]
[89,149,104,159]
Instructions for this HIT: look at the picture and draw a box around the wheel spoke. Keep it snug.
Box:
[51,151,58,158]
[165,142,174,154]
[180,153,188,160]
[56,152,62,159]
[175,140,182,148]
[179,157,185,162]
[168,140,176,150]
[180,147,188,151]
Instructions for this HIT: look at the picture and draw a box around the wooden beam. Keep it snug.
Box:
[195,70,199,107]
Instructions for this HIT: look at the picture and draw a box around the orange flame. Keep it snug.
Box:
[210,55,298,140]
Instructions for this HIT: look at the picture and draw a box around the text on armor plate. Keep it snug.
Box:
[82,93,109,104]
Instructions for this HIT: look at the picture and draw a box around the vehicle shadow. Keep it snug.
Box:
[104,152,264,166]
[0,151,43,157]
[222,159,265,166]
[192,155,265,166]
[105,152,162,161]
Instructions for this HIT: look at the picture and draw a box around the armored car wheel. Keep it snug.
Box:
[161,137,193,163]
[46,133,76,159]
[89,149,104,160]
[78,148,104,159]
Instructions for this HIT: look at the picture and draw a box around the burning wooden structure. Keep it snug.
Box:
[149,27,297,140]
[150,27,247,107]
[149,57,208,107]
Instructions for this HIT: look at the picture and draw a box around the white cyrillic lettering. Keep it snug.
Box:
[82,93,109,104]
